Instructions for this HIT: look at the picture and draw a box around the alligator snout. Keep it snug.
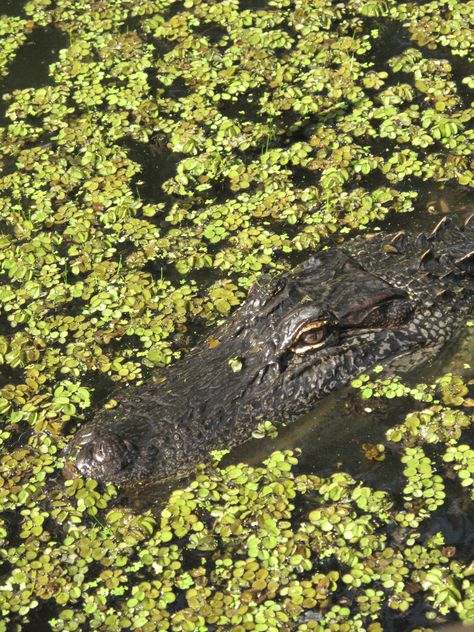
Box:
[65,430,137,481]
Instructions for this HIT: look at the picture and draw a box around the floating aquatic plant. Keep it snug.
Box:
[0,0,473,628]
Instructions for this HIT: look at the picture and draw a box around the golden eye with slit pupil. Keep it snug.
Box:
[291,321,329,354]
[301,329,325,345]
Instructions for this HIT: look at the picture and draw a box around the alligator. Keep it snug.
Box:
[66,216,474,485]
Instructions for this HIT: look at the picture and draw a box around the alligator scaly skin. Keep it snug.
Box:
[66,217,474,485]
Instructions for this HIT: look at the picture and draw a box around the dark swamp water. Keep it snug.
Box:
[0,0,474,630]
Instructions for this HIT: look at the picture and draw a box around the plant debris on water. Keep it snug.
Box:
[0,0,473,629]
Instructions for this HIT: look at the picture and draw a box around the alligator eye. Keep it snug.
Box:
[300,329,326,345]
[291,321,330,354]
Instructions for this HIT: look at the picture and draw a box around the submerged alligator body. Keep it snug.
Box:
[67,217,474,484]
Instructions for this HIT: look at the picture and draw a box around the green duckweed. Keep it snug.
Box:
[0,0,473,628]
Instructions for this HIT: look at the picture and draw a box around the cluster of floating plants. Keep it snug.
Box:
[0,0,473,628]
[0,15,31,77]
[0,373,473,630]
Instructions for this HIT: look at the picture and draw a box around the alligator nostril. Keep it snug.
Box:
[75,444,93,471]
[93,439,112,463]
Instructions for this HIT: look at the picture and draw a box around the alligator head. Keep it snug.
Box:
[65,217,474,485]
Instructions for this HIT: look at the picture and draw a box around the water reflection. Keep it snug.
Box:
[0,0,26,17]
